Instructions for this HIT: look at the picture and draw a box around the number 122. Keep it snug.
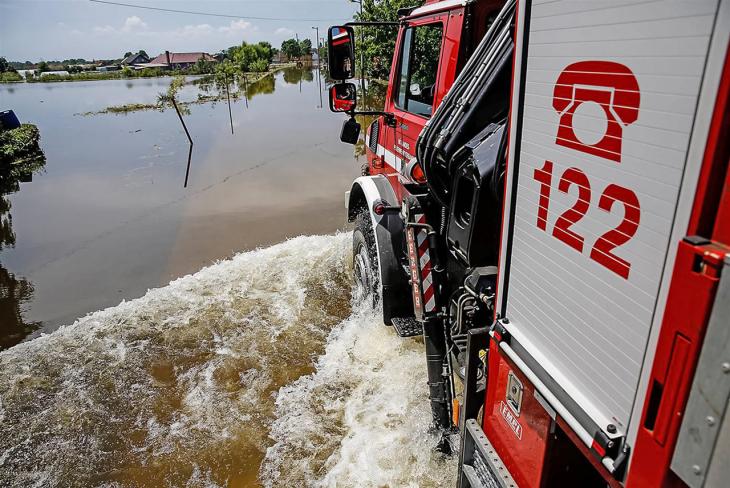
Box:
[533,160,641,280]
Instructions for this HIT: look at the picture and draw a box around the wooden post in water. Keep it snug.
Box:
[171,97,194,188]
[224,72,234,135]
[243,73,249,109]
[165,50,194,188]
[183,143,193,188]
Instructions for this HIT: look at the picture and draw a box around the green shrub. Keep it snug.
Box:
[250,59,269,72]
[0,124,42,165]
[0,71,23,83]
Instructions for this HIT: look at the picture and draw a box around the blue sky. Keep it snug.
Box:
[0,0,359,61]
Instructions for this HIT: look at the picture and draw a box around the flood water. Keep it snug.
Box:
[0,69,358,344]
[0,71,457,486]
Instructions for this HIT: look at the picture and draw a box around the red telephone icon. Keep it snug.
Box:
[553,61,640,162]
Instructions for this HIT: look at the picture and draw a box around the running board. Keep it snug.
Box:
[460,419,518,488]
[391,317,423,337]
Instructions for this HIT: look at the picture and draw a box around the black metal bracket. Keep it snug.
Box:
[462,327,490,426]
[612,444,631,481]
[349,110,396,127]
[457,327,491,485]
[406,221,443,274]
[491,319,511,345]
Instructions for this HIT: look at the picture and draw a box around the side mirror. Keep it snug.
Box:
[328,26,355,80]
[340,118,361,145]
[329,82,357,113]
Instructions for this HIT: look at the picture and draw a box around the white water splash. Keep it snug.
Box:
[261,307,457,487]
[0,233,457,487]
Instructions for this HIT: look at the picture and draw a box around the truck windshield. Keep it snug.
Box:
[395,23,443,117]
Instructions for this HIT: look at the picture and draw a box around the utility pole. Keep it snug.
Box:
[311,26,319,68]
[295,32,300,64]
[312,26,323,108]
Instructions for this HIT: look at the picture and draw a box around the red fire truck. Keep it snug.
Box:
[327,0,729,486]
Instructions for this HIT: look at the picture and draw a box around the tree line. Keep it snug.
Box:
[354,0,425,80]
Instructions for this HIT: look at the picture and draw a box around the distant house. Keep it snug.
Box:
[40,70,70,77]
[96,65,121,72]
[273,52,289,63]
[147,52,217,70]
[121,52,150,66]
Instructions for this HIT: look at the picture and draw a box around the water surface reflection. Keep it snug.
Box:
[0,68,360,343]
[0,135,46,349]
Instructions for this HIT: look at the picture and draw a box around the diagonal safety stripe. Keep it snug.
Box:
[422,261,433,278]
[418,236,429,255]
[423,282,435,303]
[422,273,433,291]
[425,295,436,311]
[411,213,436,313]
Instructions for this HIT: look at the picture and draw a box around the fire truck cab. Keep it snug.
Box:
[330,0,508,326]
[327,0,730,487]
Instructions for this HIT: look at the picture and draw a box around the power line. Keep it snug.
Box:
[88,0,351,22]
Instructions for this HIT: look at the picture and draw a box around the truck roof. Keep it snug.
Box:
[407,0,469,18]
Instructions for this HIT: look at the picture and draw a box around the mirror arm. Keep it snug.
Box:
[350,111,397,127]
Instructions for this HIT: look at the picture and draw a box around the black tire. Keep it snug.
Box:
[352,210,380,308]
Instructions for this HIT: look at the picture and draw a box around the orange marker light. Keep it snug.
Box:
[452,398,460,427]
[410,162,427,184]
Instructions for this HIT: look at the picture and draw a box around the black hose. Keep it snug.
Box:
[423,317,451,430]
[417,0,516,207]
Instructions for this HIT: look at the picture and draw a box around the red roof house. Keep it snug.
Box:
[148,52,217,69]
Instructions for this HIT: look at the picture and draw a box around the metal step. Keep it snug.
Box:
[461,419,517,488]
[391,317,423,338]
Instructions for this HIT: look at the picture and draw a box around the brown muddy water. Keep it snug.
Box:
[0,71,456,486]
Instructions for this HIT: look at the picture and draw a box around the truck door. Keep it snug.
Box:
[375,10,463,190]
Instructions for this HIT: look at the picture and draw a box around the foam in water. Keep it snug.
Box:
[261,307,457,487]
[0,233,457,487]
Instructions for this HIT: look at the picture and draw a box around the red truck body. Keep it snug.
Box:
[365,0,504,195]
[329,0,730,486]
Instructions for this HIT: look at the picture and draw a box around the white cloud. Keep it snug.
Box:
[78,17,264,58]
[92,16,147,35]
[93,25,115,34]
[121,16,148,32]
[218,19,252,35]
[274,27,295,37]
[175,23,214,38]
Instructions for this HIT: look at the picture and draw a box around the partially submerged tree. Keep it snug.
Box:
[36,61,49,74]
[281,39,302,60]
[219,41,273,72]
[156,76,190,115]
[300,38,313,55]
